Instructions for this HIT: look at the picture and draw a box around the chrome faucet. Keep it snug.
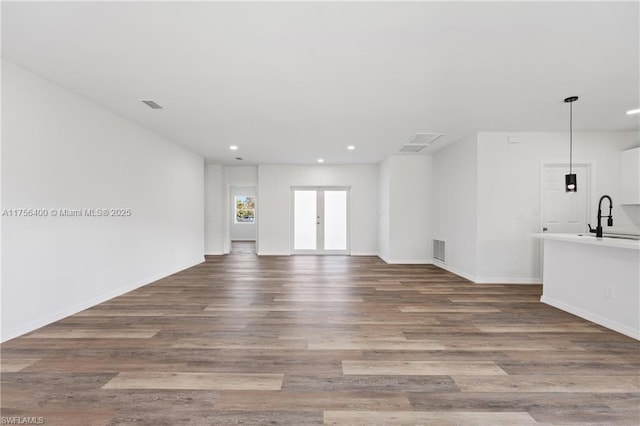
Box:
[588,195,613,238]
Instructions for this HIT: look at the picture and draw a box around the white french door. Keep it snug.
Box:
[292,187,349,255]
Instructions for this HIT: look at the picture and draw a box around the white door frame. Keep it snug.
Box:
[538,161,594,279]
[290,186,351,255]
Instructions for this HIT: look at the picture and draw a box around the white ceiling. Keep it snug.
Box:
[2,1,638,165]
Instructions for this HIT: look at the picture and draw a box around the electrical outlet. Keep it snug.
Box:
[605,285,615,299]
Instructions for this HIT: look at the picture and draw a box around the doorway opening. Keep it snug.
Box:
[230,186,257,254]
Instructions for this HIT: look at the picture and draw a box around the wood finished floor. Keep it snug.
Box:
[2,246,639,425]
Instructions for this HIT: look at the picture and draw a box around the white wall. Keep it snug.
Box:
[225,166,258,186]
[205,164,224,255]
[476,131,640,283]
[378,155,432,263]
[230,186,257,241]
[1,60,205,342]
[257,164,378,255]
[431,135,479,280]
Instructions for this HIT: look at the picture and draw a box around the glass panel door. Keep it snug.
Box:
[324,190,347,251]
[293,190,318,251]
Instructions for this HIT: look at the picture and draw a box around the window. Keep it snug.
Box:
[235,196,255,224]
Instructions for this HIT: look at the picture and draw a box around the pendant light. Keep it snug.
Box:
[564,96,579,192]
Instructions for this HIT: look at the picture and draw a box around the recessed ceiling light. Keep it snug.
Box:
[317,158,324,163]
[347,145,356,150]
[626,108,640,115]
[229,145,238,150]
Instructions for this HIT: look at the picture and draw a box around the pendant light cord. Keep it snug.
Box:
[569,101,573,175]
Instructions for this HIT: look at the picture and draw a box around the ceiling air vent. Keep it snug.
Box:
[141,100,163,109]
[399,132,443,153]
[399,144,427,153]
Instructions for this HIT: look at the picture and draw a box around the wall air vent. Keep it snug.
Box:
[433,239,446,263]
[400,132,443,153]
[141,100,163,109]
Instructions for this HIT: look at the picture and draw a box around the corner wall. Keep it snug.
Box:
[205,164,224,255]
[378,158,391,261]
[378,155,432,264]
[1,60,205,341]
[431,135,479,280]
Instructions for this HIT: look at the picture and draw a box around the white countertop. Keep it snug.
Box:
[534,233,640,250]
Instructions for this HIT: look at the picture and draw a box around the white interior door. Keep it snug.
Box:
[540,163,591,279]
[541,164,590,234]
[292,188,349,254]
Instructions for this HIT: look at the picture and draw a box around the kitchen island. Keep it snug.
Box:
[535,233,640,340]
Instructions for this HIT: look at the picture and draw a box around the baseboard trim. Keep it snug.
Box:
[431,261,477,282]
[541,295,640,340]
[475,277,542,284]
[1,257,204,343]
[258,252,377,257]
[379,255,432,265]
